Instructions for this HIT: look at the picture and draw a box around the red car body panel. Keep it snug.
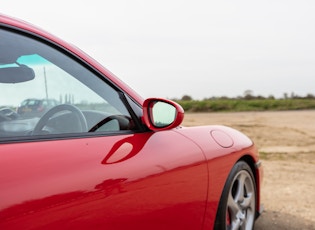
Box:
[0,14,263,229]
[0,131,208,229]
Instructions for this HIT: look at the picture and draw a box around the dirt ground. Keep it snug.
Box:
[182,110,315,229]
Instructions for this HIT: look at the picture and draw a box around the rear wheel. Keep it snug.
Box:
[214,161,256,230]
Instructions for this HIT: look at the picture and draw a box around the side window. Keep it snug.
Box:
[0,28,137,140]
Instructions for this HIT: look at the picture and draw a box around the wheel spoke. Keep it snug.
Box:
[241,215,249,230]
[235,173,247,203]
[228,190,241,214]
[231,219,241,230]
[240,193,253,209]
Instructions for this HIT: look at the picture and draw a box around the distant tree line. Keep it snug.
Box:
[176,90,315,101]
[173,91,315,112]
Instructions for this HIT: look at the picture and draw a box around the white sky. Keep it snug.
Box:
[2,0,315,99]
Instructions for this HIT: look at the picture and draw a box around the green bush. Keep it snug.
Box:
[175,98,315,112]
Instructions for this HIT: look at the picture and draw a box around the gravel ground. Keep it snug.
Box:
[183,110,315,229]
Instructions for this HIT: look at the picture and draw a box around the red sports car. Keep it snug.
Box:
[0,14,263,230]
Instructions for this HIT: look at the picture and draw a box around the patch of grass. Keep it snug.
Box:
[259,151,269,160]
[259,151,315,162]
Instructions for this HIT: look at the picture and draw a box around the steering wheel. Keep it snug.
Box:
[89,115,133,132]
[33,104,88,135]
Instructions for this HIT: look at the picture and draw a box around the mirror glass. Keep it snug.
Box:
[151,101,176,127]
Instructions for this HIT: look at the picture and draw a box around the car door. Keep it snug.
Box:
[0,25,208,229]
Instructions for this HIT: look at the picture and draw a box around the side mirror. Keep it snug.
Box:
[0,65,35,83]
[142,98,184,131]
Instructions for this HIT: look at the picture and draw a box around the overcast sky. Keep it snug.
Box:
[2,0,315,99]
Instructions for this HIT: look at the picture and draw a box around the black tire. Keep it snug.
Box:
[214,161,256,230]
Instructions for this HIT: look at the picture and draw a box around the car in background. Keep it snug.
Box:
[17,98,59,117]
[0,14,263,230]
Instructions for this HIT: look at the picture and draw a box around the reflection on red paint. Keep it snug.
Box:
[102,134,152,164]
